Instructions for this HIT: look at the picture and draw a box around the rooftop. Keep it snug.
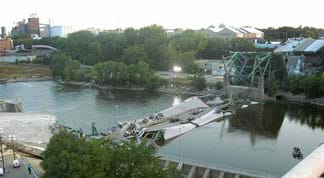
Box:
[274,38,324,54]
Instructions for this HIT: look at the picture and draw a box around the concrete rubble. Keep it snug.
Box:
[0,113,57,145]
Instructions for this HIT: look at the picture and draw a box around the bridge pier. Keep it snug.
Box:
[187,166,196,178]
[202,168,210,178]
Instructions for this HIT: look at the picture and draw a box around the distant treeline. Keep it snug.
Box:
[261,26,324,41]
[14,25,256,70]
[15,25,324,72]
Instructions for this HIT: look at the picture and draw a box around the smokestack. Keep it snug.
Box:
[1,27,6,38]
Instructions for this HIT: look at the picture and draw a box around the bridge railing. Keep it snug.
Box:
[157,153,277,178]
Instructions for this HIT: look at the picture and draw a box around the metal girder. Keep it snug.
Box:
[223,52,272,86]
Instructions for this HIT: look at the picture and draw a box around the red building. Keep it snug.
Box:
[27,17,40,36]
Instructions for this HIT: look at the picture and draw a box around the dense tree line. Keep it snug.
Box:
[41,131,182,178]
[12,25,258,72]
[49,53,162,89]
[14,25,324,64]
[286,74,324,98]
[261,26,324,41]
[201,38,256,59]
[37,25,211,72]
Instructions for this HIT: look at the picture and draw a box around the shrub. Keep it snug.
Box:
[191,73,206,91]
[288,74,324,98]
[215,82,223,90]
[144,75,162,90]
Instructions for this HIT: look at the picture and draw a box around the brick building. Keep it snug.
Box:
[27,17,40,36]
[0,39,13,50]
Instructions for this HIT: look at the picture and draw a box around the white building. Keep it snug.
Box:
[165,29,183,36]
[195,59,226,76]
[50,26,75,37]
[204,25,264,39]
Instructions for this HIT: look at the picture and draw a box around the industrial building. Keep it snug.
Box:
[274,38,324,76]
[204,25,264,39]
[1,27,7,39]
[27,17,40,36]
[11,16,41,37]
[50,26,75,37]
[11,19,27,37]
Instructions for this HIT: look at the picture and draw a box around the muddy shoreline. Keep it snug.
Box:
[276,92,324,107]
[0,75,53,83]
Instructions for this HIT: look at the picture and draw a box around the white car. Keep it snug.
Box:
[0,167,4,175]
[13,160,20,168]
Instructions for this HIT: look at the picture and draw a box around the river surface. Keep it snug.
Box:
[1,81,324,177]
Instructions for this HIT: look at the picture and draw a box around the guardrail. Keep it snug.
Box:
[19,158,40,178]
[157,153,277,178]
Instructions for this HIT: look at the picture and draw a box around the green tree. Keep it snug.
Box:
[302,75,323,98]
[133,61,151,84]
[121,46,149,65]
[41,131,182,178]
[96,32,126,61]
[191,73,207,91]
[261,26,324,41]
[288,76,303,95]
[41,132,108,178]
[49,53,82,80]
[201,38,229,59]
[66,31,96,62]
[170,30,207,58]
[13,37,33,49]
[64,59,81,81]
[49,53,71,77]
[138,25,169,70]
[35,37,67,50]
[228,38,255,52]
[173,51,201,74]
[124,27,138,46]
[144,75,161,90]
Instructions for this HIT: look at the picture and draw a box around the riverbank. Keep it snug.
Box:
[276,91,324,107]
[57,79,224,97]
[58,80,146,91]
[0,63,52,83]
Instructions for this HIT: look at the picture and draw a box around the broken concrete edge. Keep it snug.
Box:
[1,140,44,159]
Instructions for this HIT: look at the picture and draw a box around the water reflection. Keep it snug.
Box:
[228,102,324,145]
[285,103,324,130]
[229,103,285,143]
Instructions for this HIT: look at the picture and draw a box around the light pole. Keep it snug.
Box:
[8,135,16,160]
[0,128,5,174]
[8,134,19,168]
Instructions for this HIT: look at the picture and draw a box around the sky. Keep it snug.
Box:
[1,0,324,31]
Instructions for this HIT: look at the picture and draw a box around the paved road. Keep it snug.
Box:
[157,71,224,84]
[1,155,33,178]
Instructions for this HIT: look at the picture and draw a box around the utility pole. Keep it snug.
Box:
[0,128,5,174]
[8,135,16,160]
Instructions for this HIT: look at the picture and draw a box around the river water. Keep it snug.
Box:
[1,81,324,177]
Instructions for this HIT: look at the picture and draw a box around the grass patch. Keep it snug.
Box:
[0,63,51,79]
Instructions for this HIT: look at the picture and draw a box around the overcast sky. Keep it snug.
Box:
[2,0,324,31]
